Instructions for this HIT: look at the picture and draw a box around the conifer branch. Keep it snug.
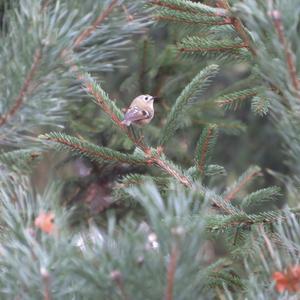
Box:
[155,15,231,26]
[151,0,227,16]
[164,245,179,300]
[159,64,219,145]
[215,88,257,110]
[217,0,255,55]
[40,0,51,11]
[153,157,192,187]
[117,174,169,189]
[155,9,228,26]
[259,225,276,259]
[73,0,119,48]
[41,132,192,186]
[41,268,52,300]
[206,210,290,230]
[241,186,281,212]
[81,74,148,151]
[110,270,128,300]
[82,74,124,127]
[180,43,246,53]
[195,125,218,175]
[269,9,300,92]
[223,166,262,202]
[0,48,42,127]
[251,96,270,116]
[40,133,145,165]
[0,149,42,173]
[179,37,248,54]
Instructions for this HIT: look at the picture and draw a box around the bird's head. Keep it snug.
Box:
[138,95,158,103]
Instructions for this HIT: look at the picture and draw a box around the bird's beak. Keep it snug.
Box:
[152,96,159,101]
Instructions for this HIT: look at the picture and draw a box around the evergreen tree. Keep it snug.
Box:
[1,0,300,299]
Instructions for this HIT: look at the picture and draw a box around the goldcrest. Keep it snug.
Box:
[122,95,156,126]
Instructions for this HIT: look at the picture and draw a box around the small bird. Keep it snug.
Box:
[122,94,156,126]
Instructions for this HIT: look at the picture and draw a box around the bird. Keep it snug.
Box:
[121,94,157,126]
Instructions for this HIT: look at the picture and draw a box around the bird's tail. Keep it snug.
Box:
[121,119,131,126]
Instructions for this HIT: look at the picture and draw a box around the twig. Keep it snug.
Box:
[41,267,52,300]
[197,126,213,174]
[73,0,119,48]
[122,5,134,22]
[164,245,179,300]
[180,43,247,53]
[217,0,256,56]
[224,168,261,202]
[270,10,300,92]
[153,157,192,188]
[0,48,42,127]
[151,0,194,13]
[42,134,143,164]
[40,0,51,11]
[216,92,257,108]
[259,225,276,260]
[110,270,128,300]
[150,0,227,17]
[84,82,124,128]
[155,16,231,26]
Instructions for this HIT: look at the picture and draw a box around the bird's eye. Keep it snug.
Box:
[145,96,149,101]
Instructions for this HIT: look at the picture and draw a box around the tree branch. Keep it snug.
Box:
[41,133,145,165]
[197,127,213,175]
[180,43,247,53]
[82,79,148,152]
[217,0,256,56]
[270,9,300,92]
[224,168,262,202]
[40,268,52,300]
[155,16,231,26]
[60,0,192,187]
[151,0,227,17]
[73,0,119,48]
[110,270,128,300]
[216,91,257,108]
[164,245,179,300]
[0,48,42,127]
[153,157,192,188]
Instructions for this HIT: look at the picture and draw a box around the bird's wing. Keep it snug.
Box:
[123,106,150,123]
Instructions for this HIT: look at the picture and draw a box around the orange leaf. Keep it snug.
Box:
[34,211,56,235]
[273,265,300,293]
